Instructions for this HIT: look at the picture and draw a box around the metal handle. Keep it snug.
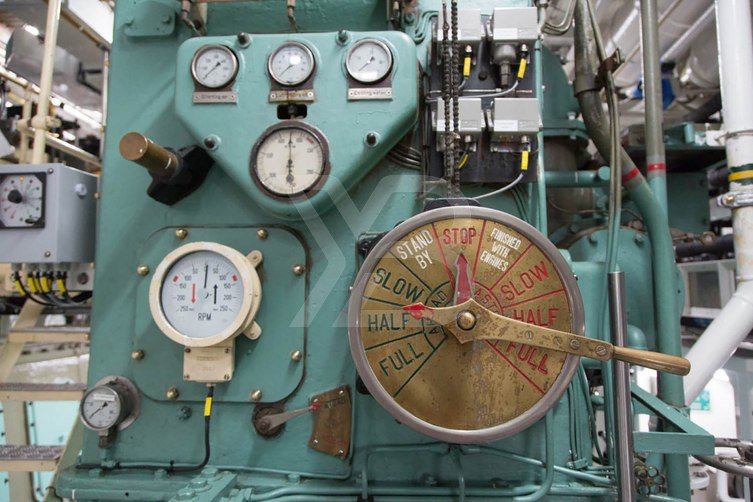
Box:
[612,346,689,375]
[119,132,179,178]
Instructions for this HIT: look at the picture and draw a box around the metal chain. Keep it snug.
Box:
[441,0,453,196]
[450,0,460,192]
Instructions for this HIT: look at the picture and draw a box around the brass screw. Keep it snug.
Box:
[292,264,305,276]
[166,387,180,400]
[312,439,319,445]
[223,374,230,381]
[456,311,477,331]
[137,265,150,276]
[175,228,189,240]
[724,193,736,205]
[256,229,268,240]
[250,389,263,401]
[595,345,608,357]
[131,350,144,360]
[290,350,303,362]
[569,339,581,350]
[94,192,100,200]
[184,347,191,353]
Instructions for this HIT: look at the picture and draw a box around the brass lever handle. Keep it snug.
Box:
[403,299,690,376]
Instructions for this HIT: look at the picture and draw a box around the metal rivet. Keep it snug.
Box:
[131,350,144,360]
[290,350,303,362]
[569,339,581,350]
[166,387,180,400]
[175,228,189,240]
[137,265,150,276]
[184,347,191,353]
[44,251,51,257]
[724,193,736,205]
[292,264,305,276]
[595,345,608,357]
[257,229,268,240]
[237,32,251,47]
[312,439,319,445]
[223,374,230,381]
[337,449,344,456]
[47,168,54,174]
[456,311,477,331]
[250,389,263,401]
[94,192,100,200]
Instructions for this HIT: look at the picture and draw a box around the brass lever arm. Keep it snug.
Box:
[403,299,690,376]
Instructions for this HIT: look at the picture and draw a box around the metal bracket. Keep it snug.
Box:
[717,190,753,208]
[598,49,624,81]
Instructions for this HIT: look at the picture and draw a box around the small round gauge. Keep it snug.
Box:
[149,242,262,348]
[0,174,44,228]
[251,122,328,197]
[191,44,239,89]
[346,38,393,84]
[268,42,315,86]
[80,376,140,432]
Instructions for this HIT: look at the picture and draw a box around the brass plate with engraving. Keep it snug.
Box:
[347,207,584,444]
[308,386,351,458]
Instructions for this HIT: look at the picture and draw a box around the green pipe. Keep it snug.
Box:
[544,168,610,187]
[514,411,554,501]
[534,39,548,235]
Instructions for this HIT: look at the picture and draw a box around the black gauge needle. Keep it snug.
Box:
[203,264,208,288]
[279,63,295,75]
[359,56,376,71]
[286,131,295,184]
[90,402,108,418]
[213,284,218,305]
[203,61,222,80]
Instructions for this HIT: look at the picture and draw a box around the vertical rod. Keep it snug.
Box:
[534,38,547,235]
[640,0,667,214]
[31,0,62,164]
[609,272,636,502]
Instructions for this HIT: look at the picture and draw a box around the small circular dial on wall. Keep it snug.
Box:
[268,42,315,86]
[0,173,44,228]
[149,242,262,348]
[191,44,239,89]
[79,376,140,433]
[346,38,393,84]
[251,122,329,198]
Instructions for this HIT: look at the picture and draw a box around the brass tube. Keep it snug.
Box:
[119,132,179,178]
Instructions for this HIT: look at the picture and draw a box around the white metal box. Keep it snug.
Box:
[491,98,540,140]
[491,7,539,44]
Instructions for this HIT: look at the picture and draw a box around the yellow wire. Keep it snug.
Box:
[56,278,67,294]
[26,276,38,294]
[14,280,26,296]
[457,154,469,170]
[517,58,527,79]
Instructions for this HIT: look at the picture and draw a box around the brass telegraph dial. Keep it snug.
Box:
[347,207,689,444]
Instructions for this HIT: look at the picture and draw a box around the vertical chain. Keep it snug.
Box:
[450,0,460,192]
[441,1,453,196]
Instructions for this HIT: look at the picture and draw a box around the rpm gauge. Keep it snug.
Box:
[191,44,239,89]
[268,42,315,86]
[346,38,393,84]
[251,122,329,198]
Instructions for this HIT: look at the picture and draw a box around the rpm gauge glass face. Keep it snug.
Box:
[81,387,122,430]
[346,39,393,84]
[191,45,239,89]
[268,42,315,86]
[254,126,326,197]
[160,250,245,339]
[0,174,44,228]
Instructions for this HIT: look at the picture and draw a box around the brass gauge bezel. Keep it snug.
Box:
[267,41,316,87]
[347,206,585,444]
[345,38,394,84]
[190,44,239,89]
[149,242,262,348]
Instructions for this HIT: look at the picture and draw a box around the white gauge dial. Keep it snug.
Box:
[268,42,315,86]
[191,45,239,89]
[346,39,393,84]
[160,250,246,339]
[150,242,262,348]
[253,126,326,196]
[81,386,122,431]
[0,174,43,228]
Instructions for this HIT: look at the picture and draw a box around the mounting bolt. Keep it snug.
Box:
[634,233,645,244]
[203,135,220,150]
[184,347,191,353]
[292,264,305,276]
[237,32,251,47]
[337,449,345,456]
[569,339,581,350]
[312,439,319,445]
[124,17,134,26]
[365,132,379,147]
[166,387,180,400]
[223,374,230,381]
[336,29,351,45]
[250,389,263,401]
[724,193,736,205]
[456,311,477,331]
[44,251,51,257]
[137,265,150,276]
[290,350,303,362]
[131,350,145,360]
[175,228,189,240]
[257,228,268,240]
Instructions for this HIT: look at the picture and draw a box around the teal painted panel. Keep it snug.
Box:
[133,226,306,403]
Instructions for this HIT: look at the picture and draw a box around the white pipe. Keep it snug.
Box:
[685,0,753,405]
[31,0,62,164]
[716,469,744,502]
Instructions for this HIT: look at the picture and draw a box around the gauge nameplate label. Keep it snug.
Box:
[193,91,238,104]
[348,207,583,443]
[133,226,307,403]
[347,88,393,101]
[268,90,315,103]
[184,339,234,383]
[308,386,351,459]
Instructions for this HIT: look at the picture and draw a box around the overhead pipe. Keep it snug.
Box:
[685,0,753,404]
[640,0,668,214]
[573,0,689,498]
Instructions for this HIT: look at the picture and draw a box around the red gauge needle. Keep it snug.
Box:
[191,283,196,304]
[453,252,473,304]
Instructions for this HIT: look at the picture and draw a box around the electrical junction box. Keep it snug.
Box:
[435,8,483,47]
[434,98,484,145]
[491,7,539,44]
[0,163,98,264]
[490,97,540,140]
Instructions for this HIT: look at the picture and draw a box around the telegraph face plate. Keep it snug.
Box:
[348,207,584,443]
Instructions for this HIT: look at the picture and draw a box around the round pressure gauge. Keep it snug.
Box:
[191,44,239,89]
[268,42,315,86]
[346,38,393,84]
[80,376,139,432]
[0,173,45,228]
[250,121,329,198]
[348,207,584,444]
[149,242,262,348]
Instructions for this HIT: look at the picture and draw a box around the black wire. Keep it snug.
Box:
[12,272,55,307]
